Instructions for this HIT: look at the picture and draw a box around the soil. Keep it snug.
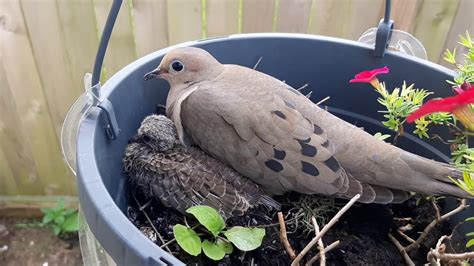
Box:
[127,193,470,265]
[0,218,82,266]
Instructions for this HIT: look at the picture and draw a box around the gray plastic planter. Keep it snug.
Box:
[76,33,471,265]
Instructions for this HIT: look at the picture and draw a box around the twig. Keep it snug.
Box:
[388,233,415,266]
[139,199,152,211]
[278,212,297,260]
[305,241,340,266]
[311,217,326,266]
[253,56,263,70]
[291,194,360,266]
[427,235,474,264]
[133,194,172,254]
[297,83,309,91]
[315,96,330,106]
[397,229,415,244]
[405,199,468,252]
[431,199,441,221]
[398,224,413,232]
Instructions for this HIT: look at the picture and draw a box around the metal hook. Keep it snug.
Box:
[374,0,394,57]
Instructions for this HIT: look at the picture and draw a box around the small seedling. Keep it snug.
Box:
[41,198,79,236]
[173,205,265,261]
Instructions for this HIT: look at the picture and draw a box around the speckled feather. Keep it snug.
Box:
[149,47,472,203]
[123,115,279,219]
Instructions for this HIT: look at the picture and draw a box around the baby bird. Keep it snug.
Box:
[123,114,279,219]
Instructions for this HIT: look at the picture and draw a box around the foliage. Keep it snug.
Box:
[357,31,474,250]
[173,205,265,261]
[373,132,391,141]
[41,198,79,236]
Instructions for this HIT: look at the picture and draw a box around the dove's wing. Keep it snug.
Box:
[180,65,349,196]
[123,142,271,219]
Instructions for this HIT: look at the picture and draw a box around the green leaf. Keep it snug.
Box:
[465,232,474,237]
[54,215,65,225]
[62,212,79,232]
[202,240,226,261]
[186,206,225,237]
[466,217,474,222]
[373,132,391,141]
[41,207,52,214]
[223,227,265,251]
[466,239,474,248]
[53,225,62,236]
[173,224,201,256]
[42,213,55,225]
[64,209,77,216]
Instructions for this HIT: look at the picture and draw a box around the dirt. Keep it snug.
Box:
[0,218,82,266]
[127,192,470,265]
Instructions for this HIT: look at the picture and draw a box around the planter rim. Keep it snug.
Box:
[76,33,456,265]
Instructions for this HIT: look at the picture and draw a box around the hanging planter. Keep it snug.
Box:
[61,0,473,264]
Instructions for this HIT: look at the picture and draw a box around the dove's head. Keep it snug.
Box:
[144,47,224,87]
[130,115,179,152]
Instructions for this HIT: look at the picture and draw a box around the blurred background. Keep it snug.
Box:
[0,0,472,214]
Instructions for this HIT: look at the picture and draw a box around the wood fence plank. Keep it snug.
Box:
[413,0,460,61]
[56,0,98,90]
[132,0,169,57]
[276,0,312,33]
[345,0,384,40]
[0,0,74,195]
[0,59,36,195]
[20,0,80,139]
[242,0,275,33]
[307,0,352,38]
[0,148,17,195]
[206,0,239,37]
[167,0,202,45]
[95,0,137,78]
[438,0,474,65]
[391,0,421,33]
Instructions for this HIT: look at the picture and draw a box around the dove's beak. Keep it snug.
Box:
[144,68,167,81]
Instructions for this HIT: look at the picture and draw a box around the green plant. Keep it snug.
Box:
[41,198,79,236]
[173,205,265,261]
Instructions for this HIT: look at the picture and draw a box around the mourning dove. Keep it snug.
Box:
[143,47,472,203]
[123,114,279,218]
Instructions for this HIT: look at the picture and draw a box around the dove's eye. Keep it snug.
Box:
[169,60,184,72]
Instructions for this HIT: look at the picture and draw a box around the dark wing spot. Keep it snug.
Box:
[297,139,317,157]
[265,159,284,172]
[321,140,330,148]
[273,148,286,160]
[324,157,340,172]
[301,161,319,176]
[284,100,296,110]
[296,137,311,144]
[271,110,287,120]
[313,124,324,135]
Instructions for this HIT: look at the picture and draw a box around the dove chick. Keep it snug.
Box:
[123,114,279,219]
[143,47,473,204]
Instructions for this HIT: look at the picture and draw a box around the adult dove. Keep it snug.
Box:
[143,47,472,203]
[123,114,279,218]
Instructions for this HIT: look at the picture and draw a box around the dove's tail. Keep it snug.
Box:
[402,152,472,199]
[258,195,281,210]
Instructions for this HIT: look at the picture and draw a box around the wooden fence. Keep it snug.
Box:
[0,0,472,198]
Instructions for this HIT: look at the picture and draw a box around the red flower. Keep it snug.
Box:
[454,82,472,95]
[407,87,474,130]
[349,66,389,83]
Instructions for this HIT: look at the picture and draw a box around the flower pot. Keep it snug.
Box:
[71,33,472,265]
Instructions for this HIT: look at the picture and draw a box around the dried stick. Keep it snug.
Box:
[388,233,415,266]
[306,241,340,266]
[278,212,297,260]
[133,194,172,254]
[311,217,326,266]
[431,200,441,221]
[316,96,330,106]
[397,229,415,244]
[253,56,263,70]
[427,235,474,265]
[405,199,468,252]
[291,194,360,266]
